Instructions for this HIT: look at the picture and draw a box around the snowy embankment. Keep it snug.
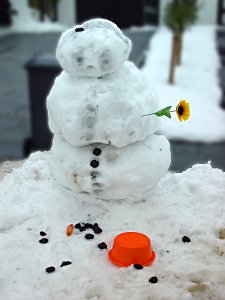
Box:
[142,26,225,142]
[0,152,225,300]
[0,0,65,36]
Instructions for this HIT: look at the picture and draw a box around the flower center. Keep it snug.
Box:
[178,106,184,116]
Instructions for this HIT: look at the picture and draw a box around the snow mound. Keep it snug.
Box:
[142,26,225,142]
[1,153,225,299]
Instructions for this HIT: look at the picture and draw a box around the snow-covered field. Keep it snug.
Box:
[142,26,225,142]
[0,152,225,300]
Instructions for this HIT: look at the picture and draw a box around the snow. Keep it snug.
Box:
[142,26,225,142]
[0,152,225,300]
[0,0,65,36]
[56,19,131,77]
[2,20,225,299]
[47,63,159,148]
[50,134,170,200]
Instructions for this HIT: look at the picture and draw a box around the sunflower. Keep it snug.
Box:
[176,100,190,122]
[141,99,190,121]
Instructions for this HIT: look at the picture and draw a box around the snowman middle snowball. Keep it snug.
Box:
[47,18,171,200]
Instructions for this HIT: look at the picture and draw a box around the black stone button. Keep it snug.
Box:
[40,231,46,236]
[182,236,191,243]
[133,264,143,270]
[149,276,158,284]
[90,160,99,168]
[75,27,84,32]
[46,266,55,273]
[85,233,94,240]
[60,261,72,267]
[93,148,101,156]
[98,242,107,250]
[39,238,48,244]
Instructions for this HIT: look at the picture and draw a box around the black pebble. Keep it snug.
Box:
[98,242,107,250]
[133,264,143,270]
[78,222,102,234]
[93,148,101,156]
[93,226,102,234]
[46,266,55,273]
[60,261,72,267]
[149,276,158,284]
[40,231,46,236]
[182,236,191,243]
[79,223,93,232]
[39,238,48,244]
[90,160,99,168]
[75,27,84,32]
[85,223,95,229]
[79,225,88,232]
[74,223,81,229]
[85,233,94,240]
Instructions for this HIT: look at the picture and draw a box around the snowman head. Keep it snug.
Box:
[56,18,132,77]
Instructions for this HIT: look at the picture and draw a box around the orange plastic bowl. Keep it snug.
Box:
[108,232,155,267]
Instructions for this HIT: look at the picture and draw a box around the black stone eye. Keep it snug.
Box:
[75,27,84,32]
[76,56,83,63]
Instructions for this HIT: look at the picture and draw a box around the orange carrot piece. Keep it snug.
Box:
[66,224,74,236]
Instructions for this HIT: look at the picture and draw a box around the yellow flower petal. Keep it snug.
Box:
[176,100,190,122]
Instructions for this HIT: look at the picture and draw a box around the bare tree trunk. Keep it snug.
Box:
[176,34,183,66]
[168,35,179,85]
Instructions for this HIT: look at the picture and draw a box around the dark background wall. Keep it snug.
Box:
[77,0,160,28]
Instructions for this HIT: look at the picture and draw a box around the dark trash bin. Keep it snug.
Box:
[0,0,12,26]
[24,54,61,156]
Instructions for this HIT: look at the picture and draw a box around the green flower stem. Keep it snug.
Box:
[141,106,173,119]
[141,113,155,117]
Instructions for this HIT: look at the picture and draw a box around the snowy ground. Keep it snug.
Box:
[0,0,65,36]
[0,152,225,300]
[142,26,225,142]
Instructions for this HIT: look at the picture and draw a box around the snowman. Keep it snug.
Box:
[47,18,171,200]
